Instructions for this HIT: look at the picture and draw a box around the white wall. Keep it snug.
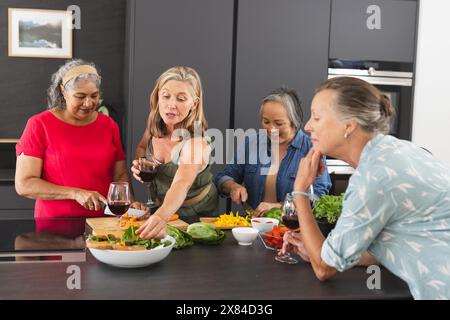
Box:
[412,0,450,165]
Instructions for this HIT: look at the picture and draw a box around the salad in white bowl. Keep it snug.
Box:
[86,226,175,268]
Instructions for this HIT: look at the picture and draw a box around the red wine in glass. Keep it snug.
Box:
[139,169,157,183]
[275,193,299,264]
[107,182,131,216]
[139,156,159,208]
[108,201,130,215]
[282,215,300,230]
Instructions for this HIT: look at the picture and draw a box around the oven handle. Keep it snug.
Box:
[327,74,412,87]
[328,68,413,78]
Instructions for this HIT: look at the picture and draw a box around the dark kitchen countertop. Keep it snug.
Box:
[0,217,412,300]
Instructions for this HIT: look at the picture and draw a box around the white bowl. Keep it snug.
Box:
[232,227,259,246]
[89,235,175,268]
[251,217,278,233]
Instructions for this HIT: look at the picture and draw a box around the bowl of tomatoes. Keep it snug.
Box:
[258,225,289,250]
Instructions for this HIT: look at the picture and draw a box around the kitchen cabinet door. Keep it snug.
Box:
[330,0,418,63]
[125,0,234,210]
[231,0,331,213]
[234,0,331,131]
[0,184,34,219]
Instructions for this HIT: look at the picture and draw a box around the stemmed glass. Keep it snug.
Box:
[275,193,299,264]
[139,138,161,208]
[107,182,131,216]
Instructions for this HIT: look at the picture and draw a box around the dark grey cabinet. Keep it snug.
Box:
[125,0,234,211]
[0,145,34,219]
[0,0,127,140]
[125,0,418,213]
[234,0,331,131]
[0,184,34,219]
[330,0,418,62]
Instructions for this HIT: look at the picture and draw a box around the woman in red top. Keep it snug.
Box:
[15,59,142,218]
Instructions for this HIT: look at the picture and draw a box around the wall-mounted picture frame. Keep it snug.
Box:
[8,8,72,58]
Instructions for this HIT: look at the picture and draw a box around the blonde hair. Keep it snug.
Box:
[148,66,208,137]
[315,77,395,134]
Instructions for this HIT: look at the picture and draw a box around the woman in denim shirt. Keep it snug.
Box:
[214,88,331,214]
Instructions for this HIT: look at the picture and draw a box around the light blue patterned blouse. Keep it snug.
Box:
[321,134,450,300]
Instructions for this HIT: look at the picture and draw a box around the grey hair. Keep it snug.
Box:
[47,59,102,109]
[260,87,303,130]
[315,77,395,134]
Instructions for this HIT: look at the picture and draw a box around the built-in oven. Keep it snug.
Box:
[328,59,414,141]
[325,60,415,193]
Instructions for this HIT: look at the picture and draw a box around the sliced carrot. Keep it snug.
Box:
[169,213,179,222]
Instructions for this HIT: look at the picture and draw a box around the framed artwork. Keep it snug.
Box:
[8,8,72,58]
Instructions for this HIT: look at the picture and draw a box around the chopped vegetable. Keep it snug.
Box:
[262,207,282,223]
[312,194,344,224]
[167,224,194,249]
[87,226,171,250]
[119,226,171,249]
[187,223,225,245]
[245,210,253,223]
[88,234,117,243]
[263,225,289,249]
[169,213,179,222]
[119,214,141,229]
[214,212,251,227]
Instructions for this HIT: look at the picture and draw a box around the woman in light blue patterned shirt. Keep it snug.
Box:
[281,76,450,299]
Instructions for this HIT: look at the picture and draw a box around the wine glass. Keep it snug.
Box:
[139,138,161,208]
[107,182,131,216]
[275,193,299,264]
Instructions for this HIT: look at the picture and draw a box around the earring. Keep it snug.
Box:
[344,132,349,139]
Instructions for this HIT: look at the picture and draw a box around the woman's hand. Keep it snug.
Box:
[135,213,167,239]
[294,148,325,192]
[279,231,310,262]
[229,183,248,205]
[254,202,281,216]
[131,159,143,183]
[73,189,107,211]
[131,158,160,183]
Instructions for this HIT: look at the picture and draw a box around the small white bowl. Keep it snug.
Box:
[251,217,278,233]
[232,227,259,246]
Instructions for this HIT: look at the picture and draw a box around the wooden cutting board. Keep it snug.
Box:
[86,217,189,238]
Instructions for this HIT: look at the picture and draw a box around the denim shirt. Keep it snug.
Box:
[214,130,331,209]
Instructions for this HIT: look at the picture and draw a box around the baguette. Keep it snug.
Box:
[112,244,147,251]
[86,240,114,250]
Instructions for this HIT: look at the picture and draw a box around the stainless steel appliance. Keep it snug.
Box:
[325,60,415,192]
[328,59,414,141]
